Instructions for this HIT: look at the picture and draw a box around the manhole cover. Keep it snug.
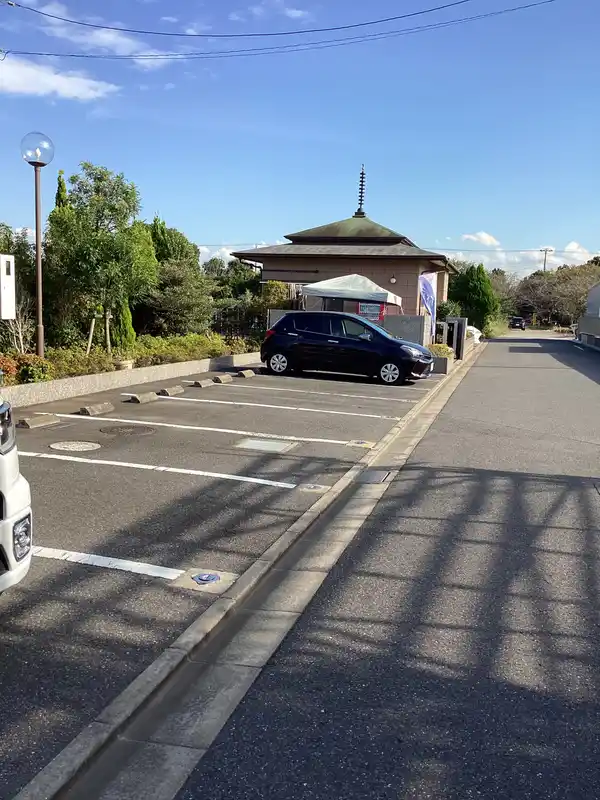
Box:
[100,425,156,437]
[49,441,101,452]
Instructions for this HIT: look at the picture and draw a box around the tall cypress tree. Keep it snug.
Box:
[55,170,68,208]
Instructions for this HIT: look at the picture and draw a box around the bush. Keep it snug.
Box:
[225,336,249,355]
[482,318,508,338]
[131,333,230,367]
[46,347,116,379]
[429,343,455,358]
[437,300,462,321]
[0,355,18,386]
[15,354,54,383]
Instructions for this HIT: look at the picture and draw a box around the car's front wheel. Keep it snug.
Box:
[267,352,292,375]
[378,361,405,386]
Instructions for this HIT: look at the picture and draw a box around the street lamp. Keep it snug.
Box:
[20,132,55,358]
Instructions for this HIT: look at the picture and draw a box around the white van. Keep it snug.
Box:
[0,400,32,592]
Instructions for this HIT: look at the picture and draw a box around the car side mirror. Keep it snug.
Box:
[359,332,372,341]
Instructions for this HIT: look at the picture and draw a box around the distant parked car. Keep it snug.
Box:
[260,311,434,386]
[510,316,526,330]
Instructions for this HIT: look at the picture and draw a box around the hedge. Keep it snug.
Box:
[0,333,256,386]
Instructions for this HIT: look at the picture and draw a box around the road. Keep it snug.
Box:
[171,333,600,800]
[1,363,444,798]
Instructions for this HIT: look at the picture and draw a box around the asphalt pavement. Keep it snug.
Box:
[1,364,442,798]
[174,334,600,800]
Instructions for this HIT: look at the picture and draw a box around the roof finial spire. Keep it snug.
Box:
[354,164,366,218]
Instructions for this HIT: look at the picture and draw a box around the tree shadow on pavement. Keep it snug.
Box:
[177,462,600,800]
[0,448,341,799]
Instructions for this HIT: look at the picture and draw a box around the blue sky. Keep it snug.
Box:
[0,0,595,273]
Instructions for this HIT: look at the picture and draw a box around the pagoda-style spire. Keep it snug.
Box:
[354,165,366,218]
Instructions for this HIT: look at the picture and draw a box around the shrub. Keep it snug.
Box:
[0,354,18,386]
[15,354,54,383]
[225,336,249,355]
[437,300,462,321]
[482,318,508,338]
[46,347,115,379]
[131,333,230,367]
[429,343,455,358]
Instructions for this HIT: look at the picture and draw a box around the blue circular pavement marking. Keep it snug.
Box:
[192,573,221,585]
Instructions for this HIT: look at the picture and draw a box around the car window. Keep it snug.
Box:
[293,314,331,335]
[342,318,371,340]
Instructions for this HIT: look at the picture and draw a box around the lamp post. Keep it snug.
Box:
[20,132,55,358]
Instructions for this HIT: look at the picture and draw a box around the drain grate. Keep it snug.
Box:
[356,469,392,484]
[100,425,156,437]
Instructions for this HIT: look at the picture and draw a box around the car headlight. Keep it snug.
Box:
[400,345,423,359]
[13,514,32,562]
[0,401,15,455]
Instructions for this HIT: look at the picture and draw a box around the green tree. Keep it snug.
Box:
[489,268,518,317]
[436,299,462,321]
[55,170,68,208]
[134,258,214,336]
[69,162,140,233]
[44,165,157,347]
[149,216,199,265]
[112,297,136,351]
[449,263,499,329]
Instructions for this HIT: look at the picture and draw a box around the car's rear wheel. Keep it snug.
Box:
[378,361,405,386]
[267,352,292,375]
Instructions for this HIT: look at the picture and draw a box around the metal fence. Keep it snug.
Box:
[212,307,267,340]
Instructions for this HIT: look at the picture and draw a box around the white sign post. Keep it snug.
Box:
[0,255,16,320]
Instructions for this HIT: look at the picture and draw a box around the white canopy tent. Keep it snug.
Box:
[301,274,403,307]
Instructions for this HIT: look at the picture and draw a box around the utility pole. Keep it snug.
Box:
[540,247,553,272]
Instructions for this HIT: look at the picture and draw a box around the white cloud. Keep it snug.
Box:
[37,2,174,70]
[164,82,176,90]
[0,55,118,100]
[161,16,178,23]
[183,22,212,34]
[228,11,245,21]
[461,231,501,247]
[283,7,309,18]
[243,0,312,21]
[199,241,285,264]
[444,241,599,276]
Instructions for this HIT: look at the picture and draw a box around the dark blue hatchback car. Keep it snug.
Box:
[261,311,434,386]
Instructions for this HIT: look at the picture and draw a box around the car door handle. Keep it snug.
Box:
[328,339,339,343]
[286,332,299,337]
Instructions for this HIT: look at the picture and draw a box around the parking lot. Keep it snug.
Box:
[0,363,443,798]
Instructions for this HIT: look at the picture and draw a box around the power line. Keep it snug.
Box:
[199,244,596,255]
[2,0,484,39]
[4,1,556,62]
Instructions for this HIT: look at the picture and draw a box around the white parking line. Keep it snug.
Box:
[220,383,418,403]
[36,413,354,447]
[149,395,400,421]
[20,452,296,489]
[32,546,185,580]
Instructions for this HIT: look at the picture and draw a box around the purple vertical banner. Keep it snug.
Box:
[419,272,437,336]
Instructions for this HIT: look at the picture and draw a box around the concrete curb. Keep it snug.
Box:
[156,385,185,397]
[79,402,115,417]
[127,392,158,405]
[13,345,485,800]
[1,353,261,410]
[17,415,61,429]
[213,374,233,384]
